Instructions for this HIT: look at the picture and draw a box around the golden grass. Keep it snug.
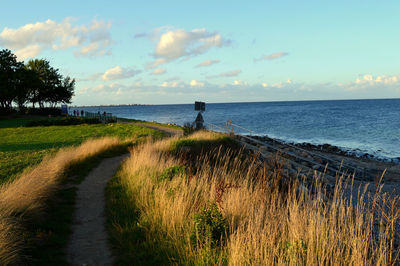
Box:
[0,137,123,265]
[115,131,400,265]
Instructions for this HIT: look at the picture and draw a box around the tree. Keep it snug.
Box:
[14,67,41,111]
[54,76,75,106]
[25,59,74,107]
[0,49,23,110]
[0,50,75,113]
[26,59,53,108]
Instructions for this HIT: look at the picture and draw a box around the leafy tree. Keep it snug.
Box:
[14,67,41,111]
[26,59,75,108]
[0,49,23,110]
[0,50,75,113]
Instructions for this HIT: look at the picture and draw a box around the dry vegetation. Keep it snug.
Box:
[0,137,126,265]
[109,131,400,265]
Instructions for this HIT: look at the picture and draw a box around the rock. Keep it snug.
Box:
[312,164,320,170]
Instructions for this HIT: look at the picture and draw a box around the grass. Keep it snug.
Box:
[0,122,164,184]
[0,133,160,265]
[24,144,133,265]
[107,131,400,265]
[0,117,58,128]
[0,117,165,265]
[117,117,184,131]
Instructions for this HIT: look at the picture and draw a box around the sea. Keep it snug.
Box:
[72,99,400,161]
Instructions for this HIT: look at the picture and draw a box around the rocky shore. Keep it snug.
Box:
[239,134,400,183]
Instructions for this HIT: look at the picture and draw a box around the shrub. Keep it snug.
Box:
[158,165,186,181]
[284,240,307,264]
[26,117,101,127]
[25,107,61,116]
[191,203,228,248]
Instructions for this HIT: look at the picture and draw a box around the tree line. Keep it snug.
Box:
[0,49,75,113]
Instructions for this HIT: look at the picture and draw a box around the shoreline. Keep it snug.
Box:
[250,134,400,164]
[247,135,400,182]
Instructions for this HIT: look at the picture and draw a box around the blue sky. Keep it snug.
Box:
[1,0,399,105]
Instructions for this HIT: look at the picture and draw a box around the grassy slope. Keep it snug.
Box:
[0,122,164,184]
[0,118,166,265]
[117,117,184,131]
[107,131,400,265]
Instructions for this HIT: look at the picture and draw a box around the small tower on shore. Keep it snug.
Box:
[194,101,205,129]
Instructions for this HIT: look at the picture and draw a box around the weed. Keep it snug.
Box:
[191,203,229,248]
[158,165,186,181]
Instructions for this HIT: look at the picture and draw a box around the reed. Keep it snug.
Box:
[109,131,400,265]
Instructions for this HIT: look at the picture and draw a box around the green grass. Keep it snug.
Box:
[0,123,164,184]
[117,117,184,131]
[0,117,54,128]
[106,171,175,265]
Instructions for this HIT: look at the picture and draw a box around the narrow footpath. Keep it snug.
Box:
[66,124,183,265]
[66,154,128,266]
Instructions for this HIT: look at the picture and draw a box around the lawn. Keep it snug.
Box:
[0,122,164,184]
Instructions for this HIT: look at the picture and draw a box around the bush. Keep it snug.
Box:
[26,117,101,127]
[25,107,61,116]
[158,165,186,181]
[191,203,228,248]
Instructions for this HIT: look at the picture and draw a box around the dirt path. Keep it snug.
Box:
[66,154,128,266]
[66,124,182,265]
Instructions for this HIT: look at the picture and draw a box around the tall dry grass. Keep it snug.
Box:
[115,131,400,265]
[0,137,123,265]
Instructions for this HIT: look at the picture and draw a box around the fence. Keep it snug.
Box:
[84,111,116,123]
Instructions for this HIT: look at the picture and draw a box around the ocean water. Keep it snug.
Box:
[72,99,400,160]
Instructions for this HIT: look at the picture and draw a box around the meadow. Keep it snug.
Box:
[0,118,164,184]
[107,131,400,265]
[0,118,165,265]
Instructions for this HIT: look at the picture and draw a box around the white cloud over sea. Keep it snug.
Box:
[101,66,141,81]
[144,27,229,68]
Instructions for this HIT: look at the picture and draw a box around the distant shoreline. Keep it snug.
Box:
[71,104,152,108]
[71,97,400,107]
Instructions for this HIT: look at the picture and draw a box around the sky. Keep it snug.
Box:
[0,0,399,105]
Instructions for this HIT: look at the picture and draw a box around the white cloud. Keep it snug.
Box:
[196,59,220,68]
[190,80,205,87]
[145,58,166,69]
[210,69,241,78]
[151,68,166,75]
[255,52,289,62]
[346,74,400,91]
[232,80,248,86]
[92,84,106,92]
[14,44,41,59]
[0,18,112,60]
[160,81,181,88]
[102,66,141,81]
[146,28,228,68]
